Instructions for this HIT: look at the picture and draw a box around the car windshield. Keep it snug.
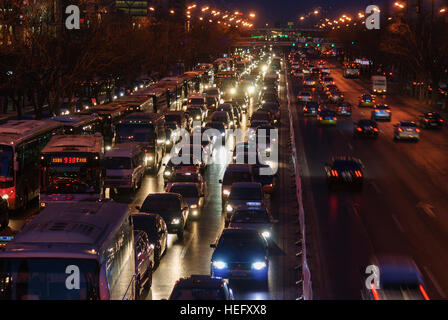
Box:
[232,210,270,223]
[206,89,219,96]
[169,185,199,198]
[104,157,131,170]
[0,258,99,300]
[172,173,199,183]
[188,98,204,105]
[223,171,252,185]
[251,113,269,121]
[300,92,311,96]
[218,232,264,250]
[118,124,155,143]
[332,160,361,171]
[205,122,224,131]
[229,186,262,200]
[132,215,157,239]
[141,196,180,213]
[171,287,225,300]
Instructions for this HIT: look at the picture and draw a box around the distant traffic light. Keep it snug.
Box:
[292,43,296,46]
[331,43,335,47]
[317,43,320,47]
[305,43,308,47]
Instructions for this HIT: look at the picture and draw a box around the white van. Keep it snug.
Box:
[104,142,145,192]
[371,75,387,94]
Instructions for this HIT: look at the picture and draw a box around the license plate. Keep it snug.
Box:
[231,271,248,277]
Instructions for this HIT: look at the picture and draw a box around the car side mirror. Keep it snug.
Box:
[210,244,216,248]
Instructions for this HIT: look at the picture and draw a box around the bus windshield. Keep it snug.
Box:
[0,145,13,186]
[117,124,155,143]
[103,157,131,170]
[0,258,99,300]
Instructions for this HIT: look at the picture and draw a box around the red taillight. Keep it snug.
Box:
[419,285,430,300]
[373,128,379,132]
[357,127,363,132]
[304,108,308,111]
[398,128,403,132]
[333,117,337,121]
[386,110,391,113]
[354,170,363,178]
[371,283,380,300]
[424,119,429,122]
[331,170,338,177]
[440,119,444,122]
[416,128,421,133]
[374,109,379,112]
[319,117,323,120]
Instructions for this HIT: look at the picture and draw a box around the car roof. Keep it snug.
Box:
[144,192,182,200]
[221,227,260,236]
[174,275,224,289]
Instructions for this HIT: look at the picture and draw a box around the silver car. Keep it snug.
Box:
[394,121,420,141]
[166,182,204,218]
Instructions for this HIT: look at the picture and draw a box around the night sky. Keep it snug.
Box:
[198,0,389,26]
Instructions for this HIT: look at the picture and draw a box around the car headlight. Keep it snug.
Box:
[105,146,111,151]
[248,86,255,94]
[226,204,233,212]
[223,189,230,196]
[164,171,171,176]
[146,156,153,162]
[2,194,8,200]
[252,261,267,270]
[230,88,236,95]
[171,218,181,224]
[261,231,270,238]
[166,139,172,145]
[149,244,155,250]
[190,204,198,209]
[212,261,227,269]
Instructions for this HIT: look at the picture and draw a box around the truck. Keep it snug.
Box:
[371,75,387,94]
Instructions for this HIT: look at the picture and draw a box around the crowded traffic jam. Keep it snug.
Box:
[0,48,285,300]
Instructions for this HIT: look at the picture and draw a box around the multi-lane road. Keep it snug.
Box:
[289,57,448,299]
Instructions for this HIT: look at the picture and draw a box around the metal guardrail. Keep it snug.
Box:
[123,274,136,300]
[283,59,313,300]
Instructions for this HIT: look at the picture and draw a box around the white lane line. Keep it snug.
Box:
[423,265,446,298]
[417,202,436,218]
[391,214,404,233]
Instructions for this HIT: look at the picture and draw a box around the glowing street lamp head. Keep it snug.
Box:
[249,12,256,18]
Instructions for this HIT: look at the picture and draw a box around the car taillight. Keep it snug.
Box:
[333,117,337,121]
[416,128,421,133]
[374,109,379,112]
[304,108,308,111]
[331,170,338,177]
[319,117,323,120]
[373,128,379,132]
[419,285,430,300]
[354,170,363,178]
[440,119,444,122]
[398,128,403,132]
[386,110,391,113]
[424,119,429,122]
[357,127,363,132]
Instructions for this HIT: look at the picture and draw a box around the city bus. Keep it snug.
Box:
[40,133,104,205]
[79,105,127,150]
[49,115,102,135]
[0,120,62,210]
[116,112,166,172]
[0,201,135,300]
[139,87,170,114]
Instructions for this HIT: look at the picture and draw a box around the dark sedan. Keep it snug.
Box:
[210,228,269,282]
[354,119,379,138]
[325,157,364,190]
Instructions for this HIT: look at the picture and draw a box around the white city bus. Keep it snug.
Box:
[0,201,135,300]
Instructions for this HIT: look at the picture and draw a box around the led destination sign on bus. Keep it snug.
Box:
[51,157,88,164]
